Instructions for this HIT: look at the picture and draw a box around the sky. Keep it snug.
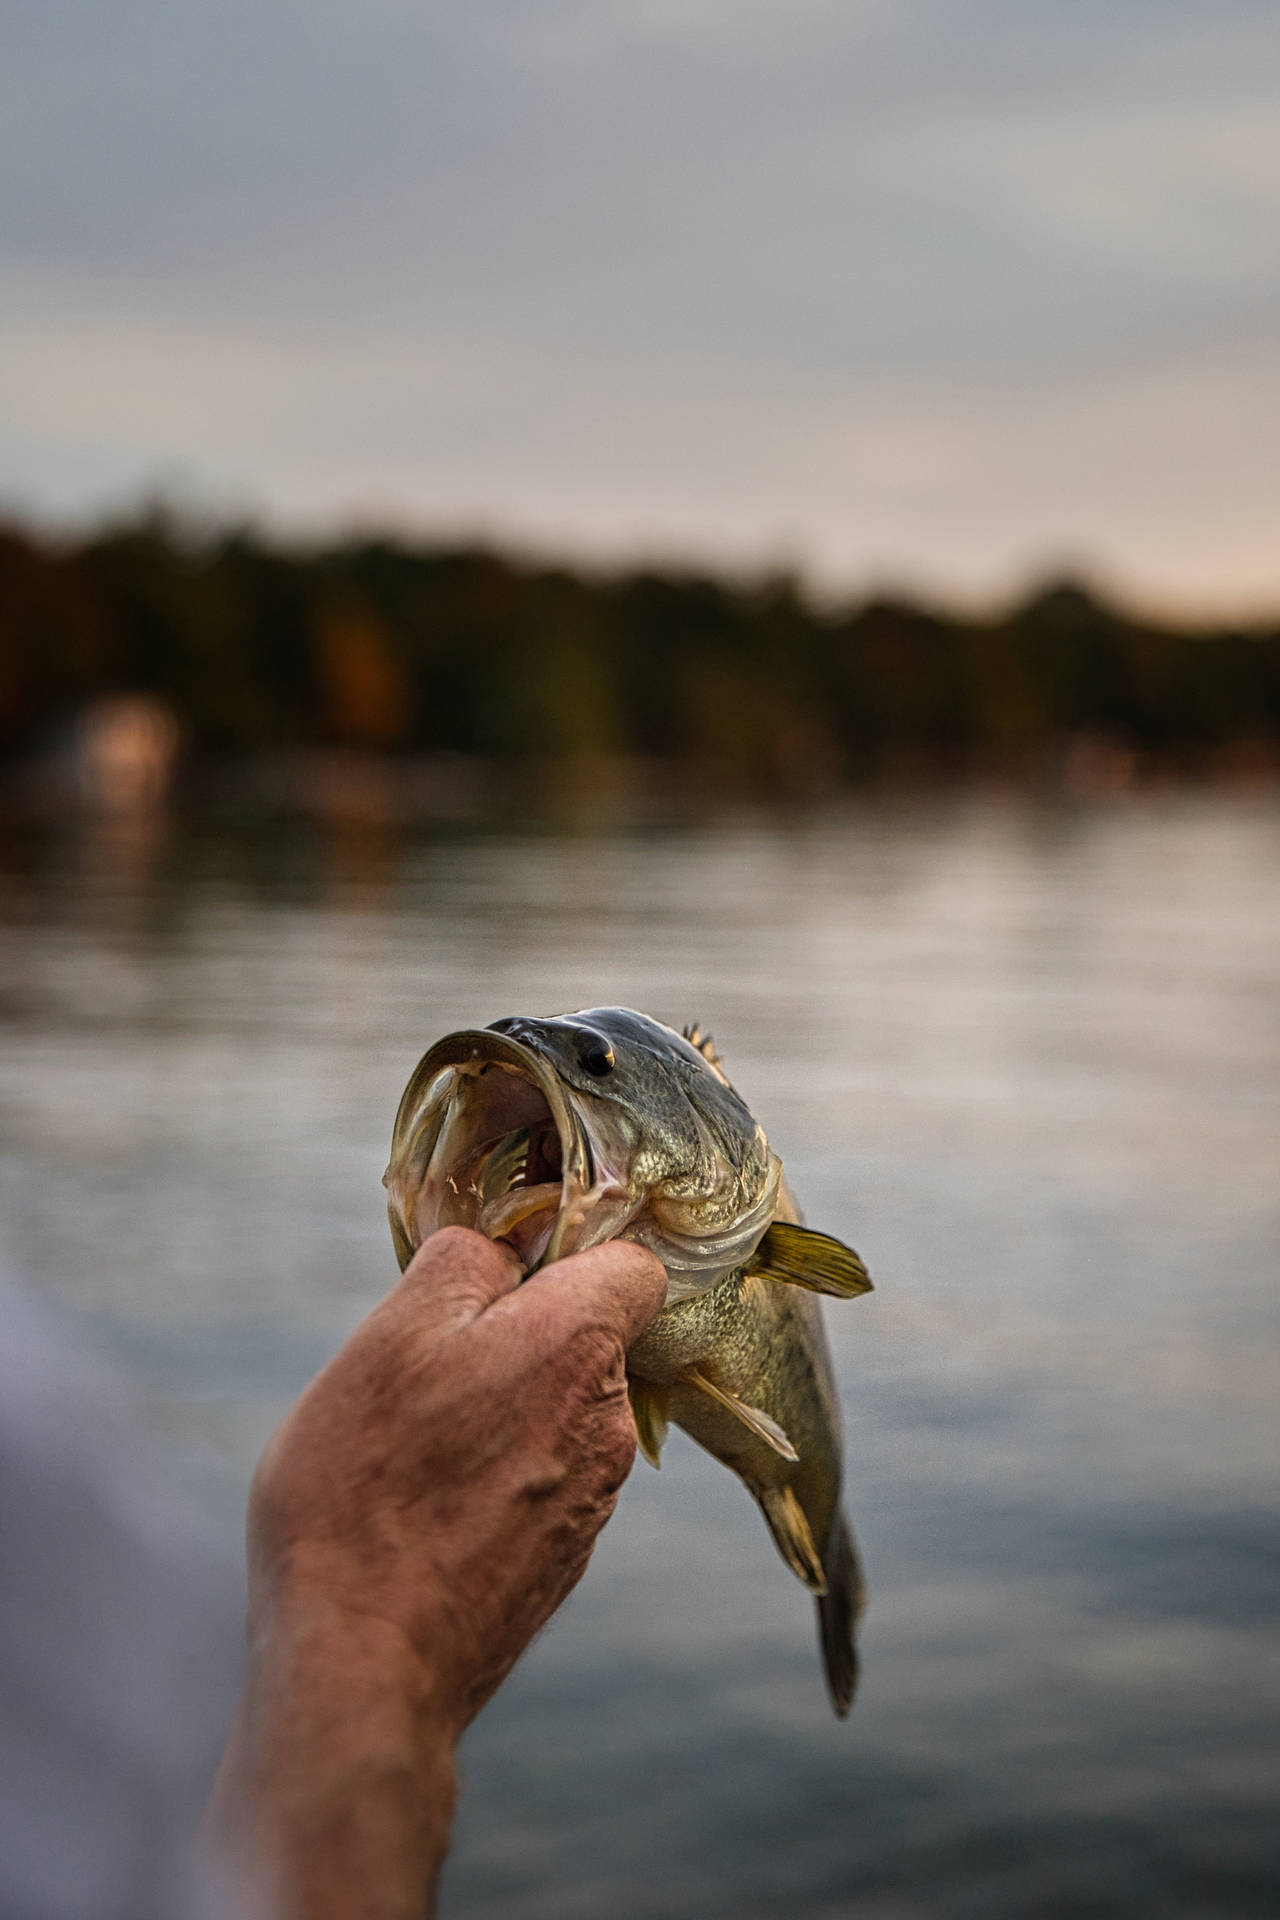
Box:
[3,0,1279,613]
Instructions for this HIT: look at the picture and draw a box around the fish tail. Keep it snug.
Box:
[816,1508,864,1719]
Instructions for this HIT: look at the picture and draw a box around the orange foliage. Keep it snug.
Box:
[316,604,409,747]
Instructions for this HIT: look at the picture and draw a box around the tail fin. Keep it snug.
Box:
[816,1509,865,1718]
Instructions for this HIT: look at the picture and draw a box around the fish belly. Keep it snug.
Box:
[628,1272,863,1716]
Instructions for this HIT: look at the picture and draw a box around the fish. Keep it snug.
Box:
[382,1007,872,1716]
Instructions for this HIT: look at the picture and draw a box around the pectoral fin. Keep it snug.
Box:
[684,1368,799,1462]
[746,1221,872,1299]
[758,1486,828,1595]
[628,1378,670,1468]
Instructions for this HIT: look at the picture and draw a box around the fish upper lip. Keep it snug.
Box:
[405,1026,592,1187]
[386,1026,598,1268]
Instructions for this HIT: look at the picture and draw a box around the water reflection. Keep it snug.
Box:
[0,794,1277,1916]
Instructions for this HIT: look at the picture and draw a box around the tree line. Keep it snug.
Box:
[2,512,1278,789]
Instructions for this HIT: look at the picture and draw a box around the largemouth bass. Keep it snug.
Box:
[383,1007,872,1716]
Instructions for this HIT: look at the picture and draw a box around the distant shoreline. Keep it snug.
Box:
[3,514,1277,804]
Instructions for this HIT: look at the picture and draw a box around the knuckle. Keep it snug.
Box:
[597,1415,637,1490]
[572,1394,638,1501]
[556,1318,627,1385]
[246,1426,299,1547]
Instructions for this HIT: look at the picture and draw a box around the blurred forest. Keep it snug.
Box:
[3,511,1279,809]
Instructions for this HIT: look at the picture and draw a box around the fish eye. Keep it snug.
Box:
[574,1028,615,1076]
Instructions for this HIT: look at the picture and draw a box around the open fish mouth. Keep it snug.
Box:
[383,1029,622,1272]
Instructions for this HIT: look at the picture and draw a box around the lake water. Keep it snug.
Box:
[1,791,1278,1917]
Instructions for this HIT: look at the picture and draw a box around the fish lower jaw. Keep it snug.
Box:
[477,1182,563,1267]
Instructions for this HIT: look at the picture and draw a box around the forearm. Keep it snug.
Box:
[208,1231,666,1915]
[212,1601,458,1920]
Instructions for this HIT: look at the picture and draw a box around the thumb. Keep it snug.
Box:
[397,1225,525,1333]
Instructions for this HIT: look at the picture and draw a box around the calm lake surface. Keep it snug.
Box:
[1,792,1278,1918]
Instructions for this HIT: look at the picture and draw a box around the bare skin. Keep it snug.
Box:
[211,1225,667,1920]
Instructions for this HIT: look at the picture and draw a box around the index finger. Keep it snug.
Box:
[513,1239,668,1350]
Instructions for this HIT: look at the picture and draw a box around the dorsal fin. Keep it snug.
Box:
[681,1021,731,1084]
[746,1221,872,1299]
[681,1020,721,1066]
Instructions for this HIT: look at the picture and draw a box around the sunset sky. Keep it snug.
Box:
[3,1,1278,613]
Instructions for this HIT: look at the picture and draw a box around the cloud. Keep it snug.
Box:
[3,0,1279,609]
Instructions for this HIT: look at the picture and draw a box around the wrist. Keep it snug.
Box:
[248,1543,477,1738]
[221,1585,461,1919]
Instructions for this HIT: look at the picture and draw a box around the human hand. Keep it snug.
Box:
[247,1224,667,1729]
[214,1227,666,1918]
